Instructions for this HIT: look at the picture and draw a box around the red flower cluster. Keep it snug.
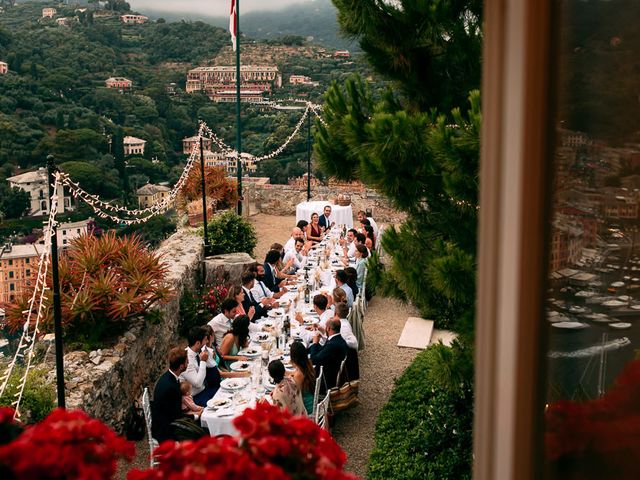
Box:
[545,359,640,477]
[202,284,229,314]
[0,408,134,479]
[130,403,358,480]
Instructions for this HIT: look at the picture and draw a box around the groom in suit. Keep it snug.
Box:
[318,205,335,230]
[263,249,285,293]
[309,319,348,389]
[151,347,188,443]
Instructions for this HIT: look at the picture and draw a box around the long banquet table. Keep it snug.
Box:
[200,228,355,436]
[296,200,353,229]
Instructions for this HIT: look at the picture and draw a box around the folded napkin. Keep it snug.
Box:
[215,407,236,417]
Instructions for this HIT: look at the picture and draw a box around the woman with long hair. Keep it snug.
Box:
[289,341,316,415]
[354,244,369,290]
[306,212,323,243]
[219,315,251,369]
[226,285,255,320]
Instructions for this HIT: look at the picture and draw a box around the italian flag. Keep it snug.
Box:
[230,0,237,51]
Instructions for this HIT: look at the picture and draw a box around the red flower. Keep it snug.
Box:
[0,408,134,479]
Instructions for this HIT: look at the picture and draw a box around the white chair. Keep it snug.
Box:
[310,366,323,419]
[376,225,385,255]
[336,357,347,387]
[142,387,159,467]
[348,304,365,351]
[315,393,331,429]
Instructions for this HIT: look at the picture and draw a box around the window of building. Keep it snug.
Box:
[8,260,12,266]
[8,271,13,278]
[25,258,29,264]
[9,283,14,291]
[25,269,30,277]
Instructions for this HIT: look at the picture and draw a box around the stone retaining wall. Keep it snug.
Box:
[54,230,203,433]
[246,183,406,224]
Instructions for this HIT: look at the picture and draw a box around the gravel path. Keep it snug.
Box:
[118,213,420,478]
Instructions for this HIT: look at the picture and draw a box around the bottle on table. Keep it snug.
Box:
[304,283,310,304]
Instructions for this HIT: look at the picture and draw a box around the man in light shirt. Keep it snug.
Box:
[335,270,354,307]
[357,210,379,237]
[340,228,358,260]
[334,302,358,350]
[249,264,287,303]
[284,227,305,253]
[208,298,262,348]
[283,238,307,273]
[180,326,215,407]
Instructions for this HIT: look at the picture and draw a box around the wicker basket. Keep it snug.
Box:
[335,194,351,206]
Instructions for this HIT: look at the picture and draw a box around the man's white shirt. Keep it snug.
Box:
[180,347,206,395]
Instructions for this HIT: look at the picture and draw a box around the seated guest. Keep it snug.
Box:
[340,229,358,259]
[363,225,376,249]
[284,227,305,253]
[354,244,369,290]
[309,319,348,390]
[263,249,287,293]
[268,359,306,415]
[202,324,249,382]
[306,213,324,243]
[365,236,374,252]
[209,298,262,347]
[290,341,316,415]
[355,232,370,256]
[335,270,354,307]
[357,210,379,237]
[181,326,217,407]
[318,205,335,230]
[334,302,358,350]
[180,380,203,417]
[219,315,251,369]
[152,347,188,443]
[313,294,335,330]
[344,267,360,298]
[296,219,309,231]
[326,287,347,312]
[249,264,286,302]
[241,272,268,319]
[283,238,307,273]
[227,285,256,320]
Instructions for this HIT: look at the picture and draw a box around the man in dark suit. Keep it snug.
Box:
[151,347,188,443]
[309,319,348,389]
[318,205,335,230]
[263,249,285,293]
[241,272,268,319]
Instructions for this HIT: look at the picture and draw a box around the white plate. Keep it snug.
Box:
[264,376,277,391]
[268,308,285,317]
[229,361,252,372]
[261,320,275,328]
[207,397,231,409]
[303,316,319,325]
[220,378,249,390]
[251,332,271,343]
[284,363,296,372]
[237,348,261,357]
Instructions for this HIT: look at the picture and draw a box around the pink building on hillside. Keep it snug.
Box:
[105,77,132,90]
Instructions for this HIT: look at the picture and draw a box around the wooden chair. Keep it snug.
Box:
[142,387,159,467]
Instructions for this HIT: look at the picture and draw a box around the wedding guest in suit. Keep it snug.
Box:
[269,359,306,415]
[249,264,286,303]
[151,347,188,443]
[306,213,323,243]
[318,205,335,230]
[241,272,269,319]
[180,326,217,407]
[309,319,348,389]
[263,249,286,293]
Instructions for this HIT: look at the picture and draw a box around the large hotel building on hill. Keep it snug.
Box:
[186,66,281,102]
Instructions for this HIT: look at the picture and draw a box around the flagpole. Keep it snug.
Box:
[235,0,243,216]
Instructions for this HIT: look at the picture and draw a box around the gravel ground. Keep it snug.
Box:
[117,213,420,478]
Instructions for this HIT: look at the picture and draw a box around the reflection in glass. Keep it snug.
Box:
[545,1,640,478]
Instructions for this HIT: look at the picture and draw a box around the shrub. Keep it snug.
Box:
[178,287,208,339]
[206,210,257,256]
[179,165,238,211]
[0,367,56,423]
[368,342,473,480]
[5,232,173,350]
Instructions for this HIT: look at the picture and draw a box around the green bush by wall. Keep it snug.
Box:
[206,210,257,256]
[367,342,474,480]
[0,366,56,423]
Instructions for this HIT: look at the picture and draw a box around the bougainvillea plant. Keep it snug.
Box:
[202,284,229,315]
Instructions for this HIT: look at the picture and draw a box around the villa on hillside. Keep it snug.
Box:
[183,136,213,155]
[42,7,56,18]
[105,77,132,90]
[333,50,350,58]
[0,62,7,74]
[186,65,281,102]
[123,136,146,156]
[120,14,148,24]
[40,218,91,247]
[203,150,257,175]
[136,184,171,209]
[7,168,72,216]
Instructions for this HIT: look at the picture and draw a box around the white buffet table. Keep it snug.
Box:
[296,201,353,229]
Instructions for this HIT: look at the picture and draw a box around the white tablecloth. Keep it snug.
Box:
[296,201,353,229]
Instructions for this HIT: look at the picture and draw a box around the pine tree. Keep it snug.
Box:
[316,0,482,334]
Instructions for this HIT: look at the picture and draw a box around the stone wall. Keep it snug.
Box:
[245,183,406,224]
[54,230,203,433]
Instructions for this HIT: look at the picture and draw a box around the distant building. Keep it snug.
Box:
[123,136,146,156]
[549,221,584,273]
[333,50,350,58]
[0,62,7,75]
[120,14,148,24]
[136,184,171,209]
[165,83,177,95]
[603,188,639,220]
[42,7,56,18]
[212,90,265,103]
[41,218,91,247]
[7,168,72,216]
[186,65,281,102]
[183,136,213,155]
[105,77,132,90]
[290,75,312,85]
[56,17,71,26]
[0,243,41,305]
[203,150,257,175]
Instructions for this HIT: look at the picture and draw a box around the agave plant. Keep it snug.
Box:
[4,232,173,350]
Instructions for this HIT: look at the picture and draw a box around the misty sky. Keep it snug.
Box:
[128,0,316,16]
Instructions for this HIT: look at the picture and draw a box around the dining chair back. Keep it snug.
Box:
[336,357,347,387]
[310,366,323,419]
[142,387,159,467]
[315,392,331,429]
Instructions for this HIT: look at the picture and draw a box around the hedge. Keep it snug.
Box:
[367,342,473,480]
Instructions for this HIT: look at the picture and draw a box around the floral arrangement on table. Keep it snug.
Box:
[0,403,356,479]
[545,359,640,479]
[130,403,357,480]
[202,284,229,314]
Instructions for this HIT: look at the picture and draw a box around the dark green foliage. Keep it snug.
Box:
[178,287,208,339]
[206,210,257,256]
[0,367,56,423]
[118,213,177,248]
[0,183,29,219]
[368,343,474,480]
